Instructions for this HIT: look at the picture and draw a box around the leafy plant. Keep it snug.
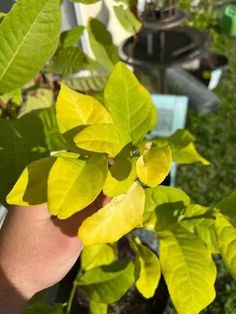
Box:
[0,1,236,314]
[5,62,236,314]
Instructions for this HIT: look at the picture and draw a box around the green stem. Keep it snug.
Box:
[66,281,78,314]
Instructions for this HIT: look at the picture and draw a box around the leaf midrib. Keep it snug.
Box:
[0,0,50,83]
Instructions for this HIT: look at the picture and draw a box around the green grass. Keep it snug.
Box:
[176,34,236,206]
[175,33,236,314]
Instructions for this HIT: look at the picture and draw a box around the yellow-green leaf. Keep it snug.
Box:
[103,158,136,197]
[136,146,172,187]
[132,239,161,298]
[76,260,135,304]
[48,154,107,219]
[104,62,154,146]
[56,84,112,133]
[81,244,117,271]
[172,143,209,165]
[143,186,190,230]
[181,218,218,254]
[78,182,145,246]
[216,191,236,221]
[215,213,236,280]
[89,302,107,314]
[7,157,55,206]
[159,227,216,314]
[74,124,121,157]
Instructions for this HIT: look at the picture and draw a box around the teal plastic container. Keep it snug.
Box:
[220,5,236,36]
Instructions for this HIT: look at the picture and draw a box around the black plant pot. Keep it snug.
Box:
[190,53,228,90]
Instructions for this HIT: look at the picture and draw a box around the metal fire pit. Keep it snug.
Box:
[119,0,210,93]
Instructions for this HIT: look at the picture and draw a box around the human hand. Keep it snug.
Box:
[0,195,109,313]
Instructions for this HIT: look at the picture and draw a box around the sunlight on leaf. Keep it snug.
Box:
[136,146,172,187]
[104,62,155,146]
[215,212,236,280]
[89,302,107,314]
[48,154,107,219]
[7,157,55,206]
[74,124,122,157]
[0,0,61,93]
[81,243,117,271]
[131,238,161,298]
[143,186,190,230]
[78,182,145,246]
[56,84,112,133]
[103,158,136,197]
[159,226,216,314]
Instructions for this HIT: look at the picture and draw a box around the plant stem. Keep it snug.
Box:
[66,281,78,314]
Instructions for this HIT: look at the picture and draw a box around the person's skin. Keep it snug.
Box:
[0,195,109,314]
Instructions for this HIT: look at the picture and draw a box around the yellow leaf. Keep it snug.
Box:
[7,157,55,206]
[103,158,137,197]
[48,154,107,219]
[56,84,113,133]
[81,244,117,271]
[132,239,161,298]
[78,182,145,246]
[215,212,236,280]
[104,62,155,146]
[159,227,216,314]
[136,146,172,187]
[74,124,122,157]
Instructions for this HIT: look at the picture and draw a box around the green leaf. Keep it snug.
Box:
[136,146,172,187]
[0,0,61,93]
[0,107,65,204]
[168,129,196,149]
[159,226,216,314]
[153,129,209,165]
[88,18,119,72]
[24,303,64,314]
[172,142,210,165]
[78,182,145,246]
[183,204,209,218]
[215,213,236,280]
[19,89,53,117]
[89,302,107,314]
[0,12,5,24]
[114,5,141,33]
[216,192,236,221]
[103,158,136,197]
[62,75,108,93]
[56,84,113,134]
[7,157,55,206]
[0,89,22,106]
[74,124,122,157]
[76,260,135,304]
[59,25,84,48]
[81,244,117,270]
[145,185,190,212]
[48,47,94,77]
[104,62,154,146]
[48,154,107,219]
[143,186,190,230]
[181,217,218,254]
[131,239,161,299]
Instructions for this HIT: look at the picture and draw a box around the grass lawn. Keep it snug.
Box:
[177,34,236,206]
